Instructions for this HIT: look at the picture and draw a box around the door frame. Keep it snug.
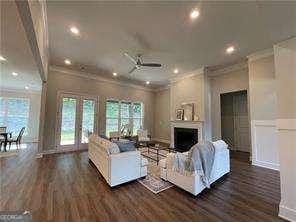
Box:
[220,90,250,152]
[55,91,99,151]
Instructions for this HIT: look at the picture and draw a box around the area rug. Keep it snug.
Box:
[137,147,174,194]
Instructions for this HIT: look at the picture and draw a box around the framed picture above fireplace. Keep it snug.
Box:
[176,109,184,120]
[181,102,195,121]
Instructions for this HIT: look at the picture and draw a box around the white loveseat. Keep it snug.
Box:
[160,141,230,195]
[88,135,148,187]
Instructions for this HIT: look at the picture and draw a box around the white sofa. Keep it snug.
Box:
[160,141,230,195]
[88,135,148,187]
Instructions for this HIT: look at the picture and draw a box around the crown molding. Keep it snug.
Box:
[274,37,296,50]
[0,87,41,95]
[247,48,274,62]
[155,85,170,92]
[207,61,248,77]
[49,65,156,93]
[169,67,205,84]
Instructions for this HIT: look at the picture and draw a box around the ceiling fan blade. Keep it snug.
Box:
[128,66,137,74]
[124,52,137,64]
[140,63,162,67]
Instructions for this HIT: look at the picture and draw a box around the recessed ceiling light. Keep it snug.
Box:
[113,72,117,76]
[0,55,6,61]
[146,81,150,85]
[173,68,179,74]
[12,72,18,76]
[64,59,71,65]
[226,46,235,54]
[190,9,200,20]
[25,86,29,90]
[70,26,79,35]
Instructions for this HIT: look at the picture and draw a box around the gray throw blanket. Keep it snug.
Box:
[172,141,215,188]
[186,141,215,188]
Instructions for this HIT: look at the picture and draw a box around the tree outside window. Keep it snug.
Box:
[106,100,143,137]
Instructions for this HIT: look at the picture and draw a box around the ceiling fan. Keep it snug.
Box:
[124,52,162,74]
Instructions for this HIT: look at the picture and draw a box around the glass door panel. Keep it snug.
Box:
[81,99,95,143]
[60,97,77,145]
[57,94,98,150]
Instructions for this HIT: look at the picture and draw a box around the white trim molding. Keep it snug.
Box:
[279,204,296,222]
[207,61,248,77]
[247,48,274,62]
[49,65,156,93]
[277,118,296,222]
[274,36,296,49]
[0,87,42,94]
[155,85,170,92]
[169,67,204,84]
[38,147,88,157]
[251,120,279,171]
[277,119,296,131]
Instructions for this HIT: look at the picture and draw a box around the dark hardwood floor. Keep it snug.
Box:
[0,144,284,222]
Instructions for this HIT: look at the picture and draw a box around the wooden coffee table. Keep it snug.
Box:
[141,144,175,165]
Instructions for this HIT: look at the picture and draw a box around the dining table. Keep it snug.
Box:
[0,132,12,152]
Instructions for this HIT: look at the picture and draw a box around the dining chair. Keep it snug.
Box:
[8,127,25,149]
[0,126,7,150]
[0,126,6,133]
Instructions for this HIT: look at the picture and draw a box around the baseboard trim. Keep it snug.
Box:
[35,153,43,158]
[152,138,170,144]
[252,160,279,171]
[39,147,88,156]
[279,204,296,222]
[23,139,39,143]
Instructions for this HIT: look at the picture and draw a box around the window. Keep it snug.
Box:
[0,97,30,135]
[106,100,143,137]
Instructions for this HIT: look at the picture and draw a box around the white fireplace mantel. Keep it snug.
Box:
[170,120,204,148]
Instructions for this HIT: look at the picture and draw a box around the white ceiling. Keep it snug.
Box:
[46,1,295,87]
[0,1,42,92]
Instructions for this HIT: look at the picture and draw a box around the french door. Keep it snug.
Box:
[56,93,98,150]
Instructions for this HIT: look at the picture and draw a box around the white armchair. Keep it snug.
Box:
[160,140,230,195]
[137,129,151,146]
[137,129,150,142]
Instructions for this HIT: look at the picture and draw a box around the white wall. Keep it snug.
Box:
[0,89,41,142]
[274,38,296,222]
[42,67,155,151]
[170,72,205,121]
[154,88,170,142]
[210,66,249,141]
[248,54,279,170]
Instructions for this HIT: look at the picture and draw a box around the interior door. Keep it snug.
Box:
[56,93,98,151]
[233,92,250,152]
[221,93,235,149]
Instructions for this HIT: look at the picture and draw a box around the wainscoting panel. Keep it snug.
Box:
[251,120,279,170]
[277,119,296,222]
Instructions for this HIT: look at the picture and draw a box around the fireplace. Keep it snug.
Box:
[174,127,198,152]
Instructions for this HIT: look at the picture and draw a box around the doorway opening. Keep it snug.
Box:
[220,90,250,157]
[56,93,98,151]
